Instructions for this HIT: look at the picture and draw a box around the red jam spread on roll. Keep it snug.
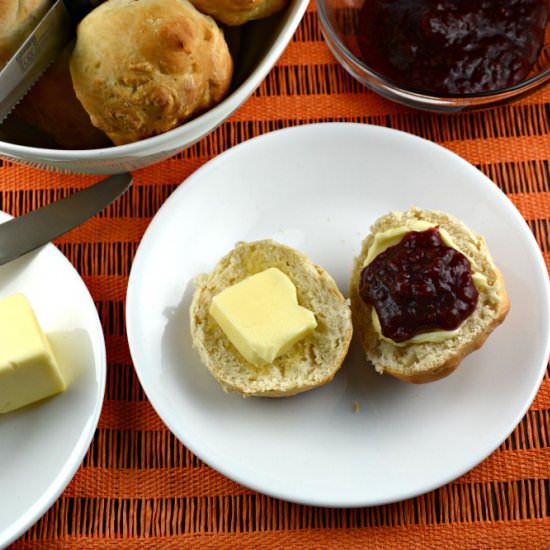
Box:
[357,0,548,94]
[359,227,479,342]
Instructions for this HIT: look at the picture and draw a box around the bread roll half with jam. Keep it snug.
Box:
[349,208,510,383]
[190,240,353,397]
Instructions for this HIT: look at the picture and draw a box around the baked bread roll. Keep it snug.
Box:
[349,208,510,383]
[189,0,288,26]
[70,0,233,145]
[0,0,52,68]
[190,240,353,397]
[13,42,111,149]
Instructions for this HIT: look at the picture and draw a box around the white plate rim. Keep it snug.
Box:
[126,122,550,507]
[0,227,106,548]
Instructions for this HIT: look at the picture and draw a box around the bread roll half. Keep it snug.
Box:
[349,208,510,383]
[190,240,353,397]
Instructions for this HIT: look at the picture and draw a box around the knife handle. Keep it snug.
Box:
[63,0,101,24]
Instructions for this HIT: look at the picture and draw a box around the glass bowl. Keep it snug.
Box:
[317,0,550,112]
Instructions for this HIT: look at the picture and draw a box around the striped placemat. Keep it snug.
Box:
[1,2,549,548]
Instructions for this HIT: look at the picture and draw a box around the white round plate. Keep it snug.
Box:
[0,228,106,547]
[126,123,550,507]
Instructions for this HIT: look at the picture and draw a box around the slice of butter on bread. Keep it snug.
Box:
[190,240,353,397]
[209,267,318,366]
[349,208,510,383]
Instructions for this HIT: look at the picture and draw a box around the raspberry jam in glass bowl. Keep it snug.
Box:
[357,0,548,95]
[317,0,550,111]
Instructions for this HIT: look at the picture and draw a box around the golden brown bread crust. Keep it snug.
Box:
[189,0,288,26]
[13,42,111,149]
[70,0,233,145]
[0,0,52,67]
[349,209,511,384]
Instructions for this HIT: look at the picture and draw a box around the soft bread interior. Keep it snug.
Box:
[190,240,353,396]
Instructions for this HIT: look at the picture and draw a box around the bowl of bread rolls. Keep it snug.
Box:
[0,0,308,174]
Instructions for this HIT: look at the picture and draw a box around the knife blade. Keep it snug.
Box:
[0,0,98,123]
[0,172,132,265]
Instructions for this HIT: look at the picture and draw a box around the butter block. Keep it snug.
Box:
[364,220,435,265]
[0,294,65,414]
[209,267,317,366]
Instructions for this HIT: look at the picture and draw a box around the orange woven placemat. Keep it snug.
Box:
[2,2,550,548]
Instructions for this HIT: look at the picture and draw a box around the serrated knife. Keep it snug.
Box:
[0,0,98,123]
[0,172,131,265]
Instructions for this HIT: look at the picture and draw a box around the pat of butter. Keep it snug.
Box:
[0,294,65,414]
[365,220,439,265]
[209,267,317,366]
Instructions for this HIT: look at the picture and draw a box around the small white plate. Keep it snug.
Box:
[0,227,106,547]
[126,123,550,507]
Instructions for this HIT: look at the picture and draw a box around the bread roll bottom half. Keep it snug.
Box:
[190,240,353,397]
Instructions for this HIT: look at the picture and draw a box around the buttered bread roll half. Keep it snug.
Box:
[190,240,353,397]
[70,0,233,145]
[349,208,510,383]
